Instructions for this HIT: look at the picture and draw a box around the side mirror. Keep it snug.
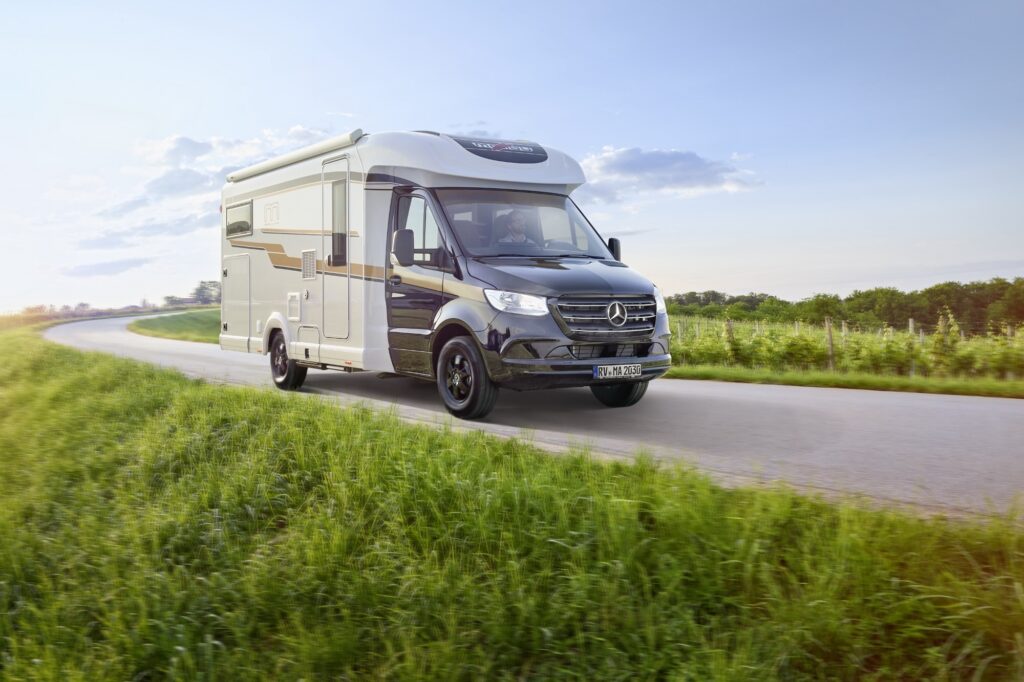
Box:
[607,237,621,261]
[393,229,415,267]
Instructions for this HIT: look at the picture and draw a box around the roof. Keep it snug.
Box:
[225,129,586,192]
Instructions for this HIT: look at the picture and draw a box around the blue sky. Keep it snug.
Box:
[1,1,1021,312]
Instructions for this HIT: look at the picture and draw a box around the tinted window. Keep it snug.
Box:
[397,195,446,269]
[331,180,347,265]
[225,202,252,237]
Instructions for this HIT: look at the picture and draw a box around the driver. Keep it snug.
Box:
[497,210,536,245]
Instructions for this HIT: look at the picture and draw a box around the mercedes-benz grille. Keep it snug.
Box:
[554,294,657,338]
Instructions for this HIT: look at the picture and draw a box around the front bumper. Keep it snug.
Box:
[473,309,672,391]
[496,354,672,390]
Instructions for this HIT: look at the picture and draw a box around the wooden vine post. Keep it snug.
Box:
[909,318,916,377]
[825,317,835,372]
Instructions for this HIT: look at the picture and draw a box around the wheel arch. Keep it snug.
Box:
[261,313,291,355]
[430,297,498,378]
[431,321,478,375]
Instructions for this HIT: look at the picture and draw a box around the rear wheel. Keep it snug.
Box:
[436,336,498,420]
[590,381,648,408]
[270,331,307,391]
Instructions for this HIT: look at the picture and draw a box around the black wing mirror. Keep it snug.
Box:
[393,229,415,267]
[607,237,621,261]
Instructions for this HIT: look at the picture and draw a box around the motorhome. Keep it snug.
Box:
[220,129,671,419]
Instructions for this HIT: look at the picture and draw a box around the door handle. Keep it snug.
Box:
[326,254,332,267]
[388,275,402,286]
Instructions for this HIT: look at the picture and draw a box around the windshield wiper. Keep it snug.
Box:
[548,254,605,259]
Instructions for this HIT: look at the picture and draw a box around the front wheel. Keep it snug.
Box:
[436,336,499,420]
[270,331,307,391]
[590,381,648,408]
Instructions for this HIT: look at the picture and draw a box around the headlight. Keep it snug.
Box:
[654,287,667,315]
[484,290,550,316]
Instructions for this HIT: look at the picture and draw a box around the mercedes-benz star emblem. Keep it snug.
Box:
[606,301,628,327]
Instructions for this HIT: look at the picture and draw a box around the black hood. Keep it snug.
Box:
[466,257,656,296]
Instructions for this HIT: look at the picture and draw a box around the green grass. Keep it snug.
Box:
[668,314,1024,379]
[667,365,1024,398]
[2,328,1024,679]
[129,309,221,343]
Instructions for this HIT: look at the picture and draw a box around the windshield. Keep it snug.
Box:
[434,189,612,259]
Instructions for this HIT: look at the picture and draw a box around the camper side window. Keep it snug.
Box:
[398,196,445,270]
[225,202,252,237]
[331,180,347,265]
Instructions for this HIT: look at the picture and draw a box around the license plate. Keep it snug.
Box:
[593,364,642,380]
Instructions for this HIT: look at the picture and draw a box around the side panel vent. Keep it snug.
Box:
[301,250,316,280]
[287,292,301,321]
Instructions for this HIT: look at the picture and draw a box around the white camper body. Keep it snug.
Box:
[220,129,586,375]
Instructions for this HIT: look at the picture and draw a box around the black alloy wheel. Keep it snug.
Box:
[446,352,473,403]
[436,336,498,420]
[270,331,307,390]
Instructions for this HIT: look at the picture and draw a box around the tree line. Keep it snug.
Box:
[7,281,220,329]
[162,280,221,307]
[667,277,1024,332]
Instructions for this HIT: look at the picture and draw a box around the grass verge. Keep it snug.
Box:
[1,328,1023,679]
[667,364,1024,398]
[128,308,221,343]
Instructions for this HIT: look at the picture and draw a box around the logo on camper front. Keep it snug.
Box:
[606,301,628,327]
[469,141,536,153]
[453,136,549,164]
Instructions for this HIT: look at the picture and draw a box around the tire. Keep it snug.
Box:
[590,381,648,408]
[436,336,499,420]
[269,331,307,391]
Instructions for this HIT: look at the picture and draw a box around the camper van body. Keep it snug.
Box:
[220,129,671,418]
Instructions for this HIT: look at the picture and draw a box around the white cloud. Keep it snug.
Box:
[447,121,501,139]
[135,135,213,166]
[575,145,758,203]
[143,168,216,197]
[64,257,153,278]
[600,226,661,238]
[81,211,220,249]
[85,125,331,247]
[97,195,150,219]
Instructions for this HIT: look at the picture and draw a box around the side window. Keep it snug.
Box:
[423,205,441,253]
[398,195,446,269]
[331,180,347,265]
[569,213,591,251]
[225,202,252,237]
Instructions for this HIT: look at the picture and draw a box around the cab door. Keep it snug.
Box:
[386,190,449,375]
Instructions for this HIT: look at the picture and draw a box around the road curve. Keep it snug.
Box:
[46,316,1024,515]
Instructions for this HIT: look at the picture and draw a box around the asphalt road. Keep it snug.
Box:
[45,316,1024,515]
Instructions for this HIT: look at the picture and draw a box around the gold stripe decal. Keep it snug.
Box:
[320,261,388,281]
[228,239,385,283]
[226,239,483,301]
